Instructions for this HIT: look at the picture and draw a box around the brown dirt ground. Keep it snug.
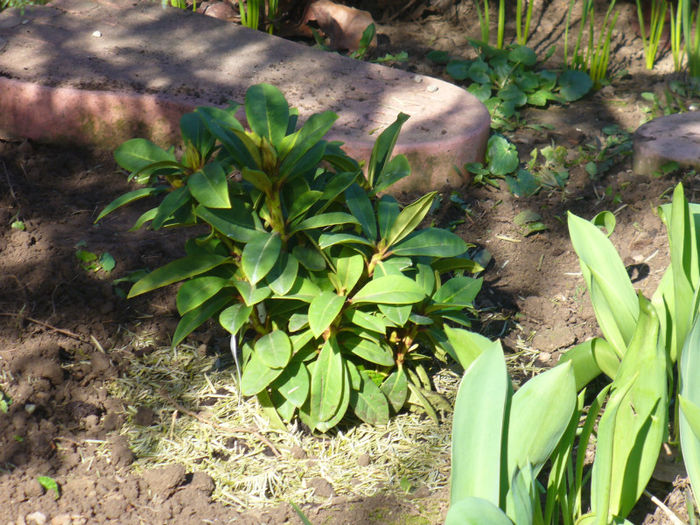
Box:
[1,0,699,523]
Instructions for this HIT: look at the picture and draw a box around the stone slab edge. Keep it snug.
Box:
[633,111,700,176]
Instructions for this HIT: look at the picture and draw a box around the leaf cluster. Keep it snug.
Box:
[428,43,592,130]
[97,83,483,432]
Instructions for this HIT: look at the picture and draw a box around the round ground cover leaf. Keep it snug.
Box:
[245,83,289,146]
[351,275,424,305]
[497,84,527,107]
[467,83,492,102]
[486,135,519,176]
[187,163,230,209]
[241,233,282,285]
[256,330,292,369]
[309,291,346,338]
[508,44,537,66]
[446,59,471,81]
[558,70,593,102]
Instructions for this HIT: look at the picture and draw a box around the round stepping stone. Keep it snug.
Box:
[0,0,490,194]
[633,112,700,176]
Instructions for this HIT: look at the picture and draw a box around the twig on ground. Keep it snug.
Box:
[0,312,87,342]
[644,489,687,525]
[157,389,282,458]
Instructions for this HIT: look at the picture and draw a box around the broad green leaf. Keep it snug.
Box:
[284,275,321,302]
[350,368,390,425]
[292,245,326,272]
[308,291,346,338]
[266,253,299,296]
[187,163,230,208]
[451,342,509,506]
[95,187,166,223]
[279,111,338,177]
[446,497,513,525]
[351,275,424,305]
[317,233,374,249]
[241,350,284,396]
[176,276,229,315]
[344,336,394,366]
[128,254,229,297]
[245,83,289,146]
[256,330,292,369]
[241,166,273,193]
[309,337,345,426]
[151,186,191,230]
[444,326,494,370]
[414,262,436,296]
[390,228,468,257]
[241,233,281,285]
[505,465,535,525]
[130,208,157,231]
[486,135,519,176]
[508,44,537,66]
[345,183,377,240]
[172,292,230,347]
[233,280,271,306]
[568,211,638,358]
[377,195,400,241]
[290,212,359,233]
[431,277,483,308]
[114,138,175,172]
[559,337,619,390]
[286,190,322,223]
[506,361,577,482]
[367,113,410,188]
[196,107,257,168]
[372,155,411,195]
[219,303,253,335]
[258,389,288,430]
[334,250,365,295]
[385,192,437,247]
[378,304,411,326]
[679,314,700,510]
[346,309,387,334]
[558,70,593,101]
[373,257,412,277]
[273,358,310,408]
[314,362,350,433]
[180,111,215,160]
[381,368,408,412]
[195,205,261,243]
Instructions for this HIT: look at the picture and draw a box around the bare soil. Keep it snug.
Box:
[0,0,698,523]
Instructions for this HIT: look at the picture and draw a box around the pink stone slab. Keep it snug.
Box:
[0,0,490,194]
[633,112,700,176]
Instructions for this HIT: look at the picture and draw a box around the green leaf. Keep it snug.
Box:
[344,336,394,366]
[431,277,482,308]
[266,253,299,296]
[508,44,537,66]
[390,228,468,257]
[151,186,191,230]
[378,304,411,326]
[256,330,292,369]
[292,245,326,272]
[385,192,437,247]
[279,111,338,177]
[273,358,310,408]
[350,368,390,425]
[317,233,374,249]
[241,233,282,285]
[241,350,285,396]
[37,476,60,500]
[195,205,260,243]
[373,155,411,195]
[377,195,400,240]
[128,254,230,297]
[180,111,215,160]
[381,369,408,412]
[309,291,346,338]
[451,342,509,506]
[446,497,513,525]
[286,190,322,223]
[245,83,289,146]
[114,138,175,172]
[176,276,229,315]
[367,113,410,188]
[345,183,377,240]
[446,59,471,80]
[95,187,166,223]
[486,135,519,176]
[172,292,231,347]
[233,280,271,306]
[309,337,345,427]
[444,326,493,370]
[187,163,230,209]
[558,70,593,101]
[219,303,253,335]
[334,249,365,295]
[679,314,700,510]
[351,275,424,305]
[559,337,619,389]
[346,309,387,334]
[290,212,359,233]
[196,107,258,169]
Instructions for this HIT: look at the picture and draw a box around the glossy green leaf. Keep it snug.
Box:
[266,253,299,296]
[377,195,400,240]
[334,250,365,295]
[431,277,483,308]
[95,187,166,223]
[367,112,410,188]
[373,257,412,277]
[233,280,271,306]
[241,233,281,285]
[245,83,289,146]
[351,368,390,425]
[256,330,292,369]
[444,326,493,370]
[152,186,191,230]
[317,233,374,249]
[196,107,257,168]
[176,276,229,315]
[345,336,394,366]
[346,309,387,334]
[286,190,322,223]
[315,363,350,433]
[219,303,253,335]
[114,138,175,172]
[568,211,639,358]
[309,337,345,427]
[378,304,411,326]
[345,183,377,240]
[195,205,261,243]
[187,163,230,209]
[240,350,284,396]
[172,292,230,347]
[279,111,338,177]
[292,245,326,272]
[451,342,509,506]
[385,192,437,247]
[373,155,411,195]
[390,228,468,257]
[290,212,359,233]
[273,357,310,408]
[559,337,619,390]
[679,314,700,509]
[381,368,408,412]
[309,291,345,338]
[180,111,215,160]
[351,275,424,305]
[128,254,229,297]
[446,497,513,525]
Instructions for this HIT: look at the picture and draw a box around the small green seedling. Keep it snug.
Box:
[0,390,11,413]
[514,210,547,236]
[37,476,60,500]
[10,219,25,231]
[75,241,116,273]
[463,134,520,188]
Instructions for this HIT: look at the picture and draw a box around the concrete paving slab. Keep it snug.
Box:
[633,111,700,176]
[0,0,490,194]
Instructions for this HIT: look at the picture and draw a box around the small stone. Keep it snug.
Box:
[308,477,335,498]
[196,344,208,356]
[290,445,306,459]
[25,512,46,525]
[357,453,370,467]
[83,414,99,430]
[189,471,215,496]
[110,435,135,468]
[427,85,439,93]
[412,75,423,83]
[143,464,187,498]
[133,406,155,426]
[91,30,102,37]
[49,515,71,525]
